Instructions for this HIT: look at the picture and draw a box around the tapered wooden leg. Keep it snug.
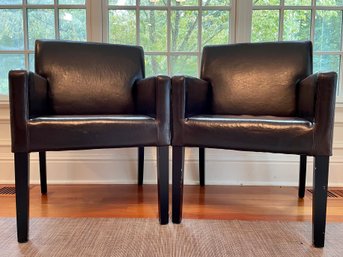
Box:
[172,146,184,224]
[138,147,144,185]
[14,153,30,243]
[312,156,329,248]
[298,155,307,198]
[199,148,205,186]
[39,152,47,195]
[157,146,169,225]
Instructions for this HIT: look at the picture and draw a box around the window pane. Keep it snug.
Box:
[314,10,342,51]
[140,10,167,52]
[58,0,85,4]
[27,0,54,4]
[108,0,135,5]
[314,54,340,73]
[254,0,280,5]
[171,55,198,76]
[283,10,311,41]
[0,0,22,4]
[172,0,198,6]
[316,0,343,6]
[145,55,167,76]
[28,9,55,50]
[203,0,230,6]
[59,9,86,41]
[284,0,311,5]
[171,11,198,52]
[29,53,35,72]
[252,10,279,42]
[109,10,136,45]
[202,10,229,47]
[0,54,25,95]
[0,9,24,50]
[141,0,167,6]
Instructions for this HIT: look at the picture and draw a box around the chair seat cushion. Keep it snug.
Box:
[176,115,314,155]
[28,115,159,151]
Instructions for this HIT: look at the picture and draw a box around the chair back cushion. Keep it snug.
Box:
[201,42,312,116]
[35,40,144,114]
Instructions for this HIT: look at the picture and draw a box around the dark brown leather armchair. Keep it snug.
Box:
[9,40,170,243]
[171,41,337,247]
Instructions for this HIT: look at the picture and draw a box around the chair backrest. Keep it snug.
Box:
[35,40,145,115]
[201,41,312,116]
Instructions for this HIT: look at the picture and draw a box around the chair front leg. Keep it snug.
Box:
[157,146,169,225]
[39,151,47,194]
[138,147,144,185]
[312,155,329,248]
[199,148,205,187]
[298,155,307,198]
[172,146,185,224]
[14,153,30,243]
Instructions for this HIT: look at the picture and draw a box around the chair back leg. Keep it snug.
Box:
[157,146,169,225]
[138,147,144,185]
[199,148,205,186]
[312,155,329,248]
[39,152,47,194]
[298,155,307,198]
[15,153,30,243]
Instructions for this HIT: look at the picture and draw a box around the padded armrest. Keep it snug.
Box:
[313,72,337,156]
[297,73,317,120]
[172,76,211,120]
[135,76,171,145]
[9,70,48,152]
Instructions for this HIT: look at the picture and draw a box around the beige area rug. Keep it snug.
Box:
[0,218,342,257]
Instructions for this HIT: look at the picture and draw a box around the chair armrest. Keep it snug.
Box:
[9,70,48,152]
[313,72,337,156]
[134,76,171,145]
[297,73,317,120]
[172,76,211,120]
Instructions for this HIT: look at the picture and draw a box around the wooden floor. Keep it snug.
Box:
[1,184,343,222]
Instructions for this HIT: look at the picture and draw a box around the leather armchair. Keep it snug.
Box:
[171,41,337,247]
[9,40,170,243]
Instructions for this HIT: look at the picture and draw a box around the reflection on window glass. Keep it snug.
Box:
[29,53,35,72]
[314,10,342,51]
[140,10,167,52]
[283,10,311,41]
[140,0,166,6]
[252,10,279,42]
[0,0,22,4]
[254,0,280,5]
[0,9,24,50]
[27,0,53,4]
[108,0,135,5]
[202,0,230,6]
[171,0,198,6]
[28,9,55,50]
[284,0,311,5]
[59,0,85,4]
[109,10,136,45]
[316,0,343,6]
[145,55,168,77]
[0,54,25,95]
[171,55,198,77]
[171,11,198,52]
[59,9,86,41]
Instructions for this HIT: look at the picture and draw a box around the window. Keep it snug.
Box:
[105,0,232,77]
[251,0,343,96]
[0,0,87,95]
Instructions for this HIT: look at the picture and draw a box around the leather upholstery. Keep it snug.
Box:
[201,42,312,116]
[9,41,170,153]
[172,42,337,156]
[35,40,144,115]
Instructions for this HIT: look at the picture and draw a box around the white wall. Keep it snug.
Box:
[1,102,343,186]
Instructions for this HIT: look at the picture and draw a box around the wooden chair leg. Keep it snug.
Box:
[138,147,144,185]
[157,146,169,225]
[39,151,47,195]
[199,148,205,187]
[312,156,329,248]
[14,153,30,243]
[172,146,184,224]
[298,155,307,198]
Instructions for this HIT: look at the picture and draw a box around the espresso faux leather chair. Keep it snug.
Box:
[171,41,337,247]
[9,40,170,243]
